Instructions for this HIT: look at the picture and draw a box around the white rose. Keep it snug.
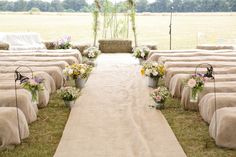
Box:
[145,69,151,76]
[80,69,85,74]
[141,52,145,58]
[153,62,158,66]
[88,51,95,58]
[68,69,73,75]
[152,71,158,76]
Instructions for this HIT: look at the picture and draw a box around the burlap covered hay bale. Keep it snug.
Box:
[98,40,132,53]
[0,107,29,148]
[72,43,91,55]
[0,42,9,50]
[209,107,236,149]
[141,44,158,50]
[44,41,56,50]
[199,93,236,123]
[197,44,235,50]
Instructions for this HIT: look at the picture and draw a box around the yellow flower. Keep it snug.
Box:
[141,68,145,75]
[158,65,165,76]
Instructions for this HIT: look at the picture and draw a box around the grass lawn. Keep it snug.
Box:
[163,97,236,157]
[0,12,235,49]
[0,12,236,157]
[0,93,70,157]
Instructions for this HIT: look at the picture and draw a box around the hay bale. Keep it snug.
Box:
[141,44,158,50]
[197,44,235,50]
[99,40,132,53]
[44,41,56,50]
[72,43,91,55]
[0,42,9,50]
[209,107,236,149]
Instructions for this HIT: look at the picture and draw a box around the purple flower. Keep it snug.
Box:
[34,76,44,84]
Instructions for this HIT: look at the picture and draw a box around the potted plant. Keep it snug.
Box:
[21,76,44,105]
[54,35,72,49]
[151,86,170,109]
[186,73,206,103]
[83,46,101,59]
[57,87,79,108]
[63,64,92,89]
[141,62,165,88]
[133,46,150,64]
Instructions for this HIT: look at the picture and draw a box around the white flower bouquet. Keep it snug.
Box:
[133,46,150,59]
[57,87,79,101]
[151,86,169,103]
[141,62,165,79]
[63,63,92,80]
[83,46,101,59]
[186,73,206,100]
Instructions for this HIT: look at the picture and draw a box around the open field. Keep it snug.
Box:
[0,12,235,49]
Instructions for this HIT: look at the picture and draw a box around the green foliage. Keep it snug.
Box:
[0,0,235,12]
[29,7,41,14]
[57,87,79,101]
[100,0,131,40]
[128,0,138,47]
[0,93,70,157]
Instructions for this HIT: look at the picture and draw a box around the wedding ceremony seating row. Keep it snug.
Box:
[148,49,236,149]
[0,32,83,147]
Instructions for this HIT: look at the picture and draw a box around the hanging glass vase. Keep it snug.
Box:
[190,88,199,103]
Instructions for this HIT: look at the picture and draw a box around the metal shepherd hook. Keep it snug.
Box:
[169,6,173,50]
[14,65,33,144]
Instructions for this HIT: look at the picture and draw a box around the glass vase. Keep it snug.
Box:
[190,89,199,103]
[32,91,39,106]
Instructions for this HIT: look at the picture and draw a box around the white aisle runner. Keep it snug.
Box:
[54,54,186,157]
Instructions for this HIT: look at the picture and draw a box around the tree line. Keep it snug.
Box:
[0,0,235,12]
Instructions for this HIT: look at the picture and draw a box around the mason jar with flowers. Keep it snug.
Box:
[21,76,44,105]
[63,64,92,89]
[186,73,206,103]
[57,87,79,108]
[141,62,165,88]
[151,86,169,109]
[133,46,150,64]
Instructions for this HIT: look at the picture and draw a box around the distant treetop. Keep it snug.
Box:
[0,0,235,12]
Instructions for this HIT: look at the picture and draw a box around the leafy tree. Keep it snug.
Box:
[136,0,148,12]
[63,0,88,12]
[51,0,63,12]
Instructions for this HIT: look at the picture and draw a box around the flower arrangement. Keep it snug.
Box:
[141,62,165,79]
[133,46,150,59]
[187,73,206,99]
[21,76,44,102]
[83,46,101,59]
[57,87,79,101]
[63,64,92,80]
[54,35,72,49]
[151,86,169,103]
